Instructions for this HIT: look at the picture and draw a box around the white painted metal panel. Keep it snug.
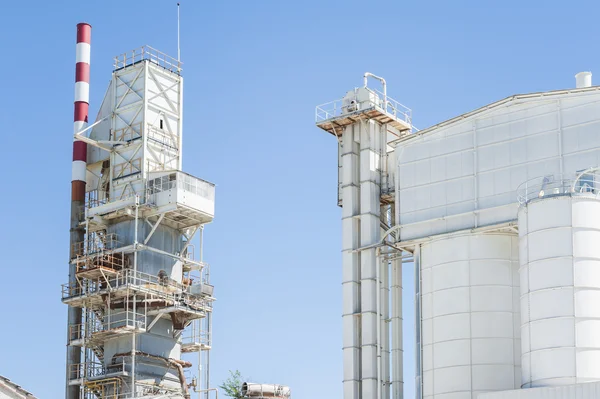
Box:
[518,196,600,388]
[420,233,520,399]
[479,381,600,399]
[397,89,600,241]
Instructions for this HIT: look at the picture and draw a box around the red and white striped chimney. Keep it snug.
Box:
[67,22,91,399]
[72,22,91,203]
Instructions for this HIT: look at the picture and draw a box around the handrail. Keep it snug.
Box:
[114,45,182,73]
[517,170,600,206]
[196,388,219,399]
[69,360,127,381]
[69,309,146,343]
[62,269,213,310]
[315,87,412,128]
[85,171,216,212]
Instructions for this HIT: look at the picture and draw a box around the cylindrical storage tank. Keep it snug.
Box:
[519,195,600,387]
[241,383,291,398]
[420,233,520,399]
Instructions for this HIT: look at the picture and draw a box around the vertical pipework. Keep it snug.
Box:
[341,124,361,399]
[66,22,91,399]
[414,245,421,399]
[391,257,403,399]
[360,120,382,399]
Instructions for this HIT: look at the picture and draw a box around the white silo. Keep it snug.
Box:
[518,172,600,387]
[420,233,521,398]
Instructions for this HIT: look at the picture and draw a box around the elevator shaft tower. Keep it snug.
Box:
[315,74,413,399]
[63,24,216,399]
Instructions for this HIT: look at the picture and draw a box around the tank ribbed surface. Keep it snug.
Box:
[519,196,600,387]
[421,233,520,399]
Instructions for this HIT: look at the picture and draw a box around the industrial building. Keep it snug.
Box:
[0,376,37,399]
[316,71,600,399]
[62,23,215,399]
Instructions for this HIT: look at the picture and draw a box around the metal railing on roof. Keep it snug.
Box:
[315,87,412,127]
[517,169,600,206]
[113,46,182,73]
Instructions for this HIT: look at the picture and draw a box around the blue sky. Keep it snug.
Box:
[0,0,598,398]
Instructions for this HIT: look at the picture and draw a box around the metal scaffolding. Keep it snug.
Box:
[64,39,217,399]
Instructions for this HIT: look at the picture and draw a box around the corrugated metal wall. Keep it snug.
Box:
[396,89,600,241]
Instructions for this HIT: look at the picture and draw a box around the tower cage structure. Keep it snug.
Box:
[63,24,216,399]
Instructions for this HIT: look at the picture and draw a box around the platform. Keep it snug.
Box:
[85,171,215,231]
[315,88,413,136]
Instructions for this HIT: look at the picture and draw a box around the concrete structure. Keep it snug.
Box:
[63,24,215,399]
[316,71,600,399]
[0,376,37,399]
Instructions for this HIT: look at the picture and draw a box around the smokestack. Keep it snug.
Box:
[72,22,91,200]
[575,71,592,88]
[66,22,90,399]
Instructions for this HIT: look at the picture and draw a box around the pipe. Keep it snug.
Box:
[376,247,382,399]
[414,244,422,399]
[197,388,218,399]
[341,124,361,399]
[364,72,387,109]
[132,195,140,397]
[382,207,392,399]
[66,21,91,399]
[390,256,403,399]
[174,360,192,399]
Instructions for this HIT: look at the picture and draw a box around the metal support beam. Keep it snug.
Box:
[144,213,165,244]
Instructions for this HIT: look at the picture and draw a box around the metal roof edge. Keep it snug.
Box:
[400,85,600,143]
[0,376,38,398]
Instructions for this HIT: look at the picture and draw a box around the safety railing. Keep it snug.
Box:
[114,45,182,73]
[69,361,106,381]
[83,171,216,216]
[62,269,213,310]
[73,233,121,257]
[70,360,127,381]
[315,87,412,127]
[181,319,211,348]
[84,377,121,399]
[517,170,600,206]
[370,87,412,126]
[76,252,129,274]
[69,310,146,343]
[62,278,103,299]
[85,189,109,209]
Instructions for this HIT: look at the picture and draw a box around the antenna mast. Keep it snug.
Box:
[177,2,181,62]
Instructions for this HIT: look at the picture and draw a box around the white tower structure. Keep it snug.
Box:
[316,73,413,399]
[63,28,216,399]
[317,72,600,399]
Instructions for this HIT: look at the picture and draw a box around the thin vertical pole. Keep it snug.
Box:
[131,196,139,397]
[177,2,181,62]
